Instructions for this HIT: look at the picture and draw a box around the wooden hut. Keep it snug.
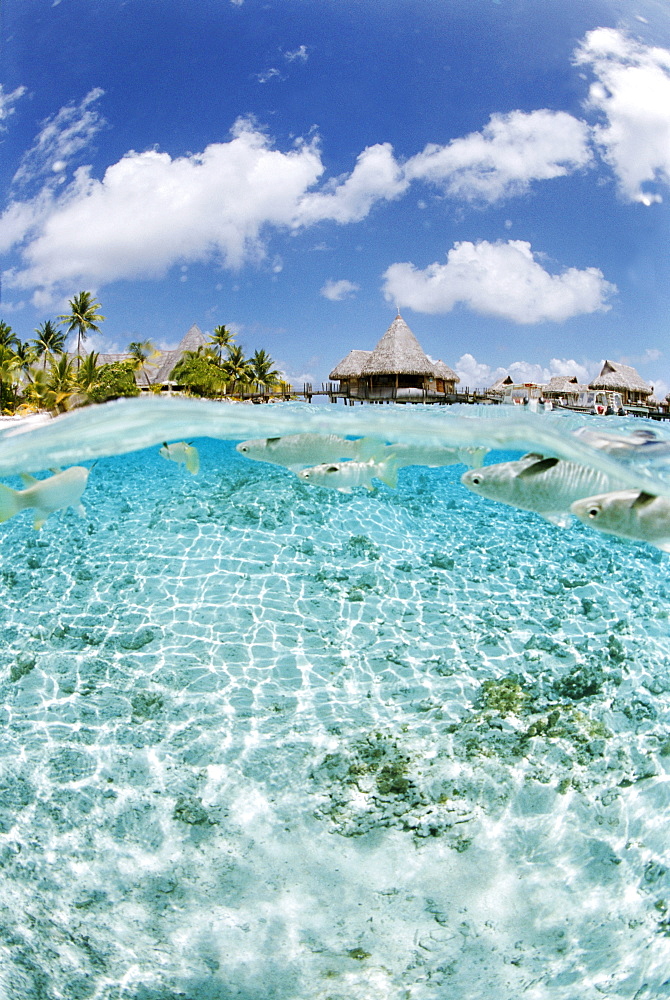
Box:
[329,314,459,402]
[543,374,590,404]
[589,360,653,405]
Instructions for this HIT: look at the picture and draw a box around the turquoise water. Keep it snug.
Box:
[1,399,669,1000]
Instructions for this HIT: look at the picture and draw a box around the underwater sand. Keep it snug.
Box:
[0,400,669,999]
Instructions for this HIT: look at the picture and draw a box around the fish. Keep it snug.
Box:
[297,458,399,493]
[159,441,200,475]
[385,442,487,469]
[572,426,670,459]
[461,453,629,526]
[235,433,383,470]
[0,466,90,530]
[570,490,670,551]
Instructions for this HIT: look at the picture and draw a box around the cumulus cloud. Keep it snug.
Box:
[320,278,359,301]
[0,84,26,128]
[13,89,105,188]
[1,118,324,303]
[294,143,407,225]
[575,28,670,204]
[404,110,592,203]
[454,352,597,389]
[382,240,615,323]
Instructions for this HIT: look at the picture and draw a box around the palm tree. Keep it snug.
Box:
[249,349,281,391]
[222,344,253,395]
[75,351,100,395]
[45,354,75,413]
[0,321,17,351]
[32,320,67,369]
[59,291,104,369]
[208,324,234,363]
[0,345,20,413]
[128,339,159,387]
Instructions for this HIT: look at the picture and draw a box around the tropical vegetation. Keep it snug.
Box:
[0,299,285,416]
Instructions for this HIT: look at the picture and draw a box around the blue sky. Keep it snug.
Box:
[1,0,670,393]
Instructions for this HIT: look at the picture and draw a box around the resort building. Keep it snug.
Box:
[329,314,459,403]
[589,360,653,406]
[90,324,208,389]
[543,375,591,404]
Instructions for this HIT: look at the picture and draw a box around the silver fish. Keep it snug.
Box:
[571,490,670,551]
[159,441,200,474]
[235,433,382,470]
[0,466,89,530]
[572,426,670,459]
[385,443,487,469]
[461,453,629,526]
[297,458,398,493]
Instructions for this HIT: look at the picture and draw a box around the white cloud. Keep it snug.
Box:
[382,240,615,323]
[404,109,592,203]
[294,143,407,225]
[1,118,325,304]
[0,84,26,128]
[13,89,105,188]
[454,352,597,388]
[255,68,283,84]
[575,28,670,204]
[284,45,309,63]
[320,278,359,301]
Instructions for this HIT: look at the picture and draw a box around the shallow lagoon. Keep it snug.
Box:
[0,400,669,1000]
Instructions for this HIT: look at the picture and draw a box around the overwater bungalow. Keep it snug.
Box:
[329,314,459,403]
[589,360,654,406]
[543,375,591,404]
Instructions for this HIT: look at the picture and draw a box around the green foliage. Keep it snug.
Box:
[59,291,104,362]
[170,351,226,397]
[88,361,140,403]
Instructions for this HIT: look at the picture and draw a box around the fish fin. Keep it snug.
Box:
[356,437,385,460]
[49,468,62,475]
[543,512,572,528]
[517,457,560,478]
[632,491,657,509]
[77,504,86,518]
[20,474,38,487]
[185,448,200,475]
[0,484,21,523]
[266,437,281,444]
[377,460,399,489]
[466,448,488,469]
[162,442,169,449]
[521,452,547,461]
[33,515,47,530]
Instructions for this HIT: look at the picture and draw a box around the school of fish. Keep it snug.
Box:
[1,422,669,551]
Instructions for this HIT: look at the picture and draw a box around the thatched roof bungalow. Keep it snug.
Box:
[589,360,653,404]
[71,324,209,389]
[543,375,591,401]
[329,315,459,402]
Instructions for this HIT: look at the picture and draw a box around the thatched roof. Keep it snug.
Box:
[431,360,460,383]
[590,360,652,395]
[329,350,372,380]
[360,315,436,376]
[489,374,513,391]
[152,324,208,383]
[544,375,590,394]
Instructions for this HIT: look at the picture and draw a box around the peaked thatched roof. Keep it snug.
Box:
[152,324,208,383]
[329,350,372,380]
[360,315,436,376]
[544,375,590,393]
[431,360,460,383]
[590,360,652,395]
[489,374,513,391]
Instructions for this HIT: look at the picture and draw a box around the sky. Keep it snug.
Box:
[1,0,670,394]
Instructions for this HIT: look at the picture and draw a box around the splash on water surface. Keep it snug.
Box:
[0,399,669,1000]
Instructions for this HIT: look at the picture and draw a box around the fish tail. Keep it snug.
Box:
[0,483,23,523]
[377,458,399,489]
[356,437,385,461]
[185,448,200,475]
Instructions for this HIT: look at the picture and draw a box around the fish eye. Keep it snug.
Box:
[471,475,481,485]
[587,507,600,519]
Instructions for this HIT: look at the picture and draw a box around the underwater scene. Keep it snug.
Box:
[1,398,670,1000]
